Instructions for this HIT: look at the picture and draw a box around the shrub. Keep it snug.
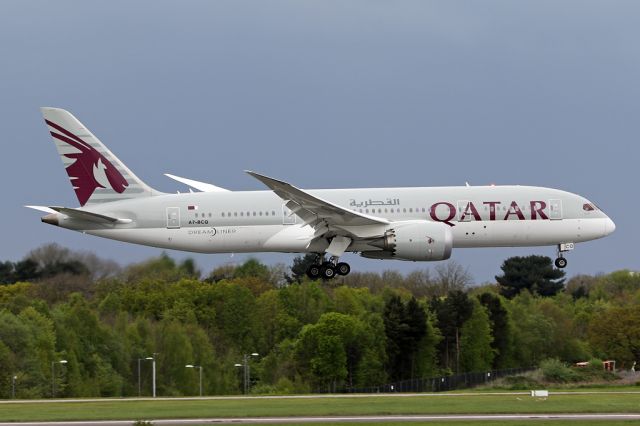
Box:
[540,358,579,383]
[501,375,542,389]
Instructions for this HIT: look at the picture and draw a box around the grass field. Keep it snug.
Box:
[239,422,640,426]
[1,390,640,423]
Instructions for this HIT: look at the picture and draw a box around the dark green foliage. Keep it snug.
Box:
[496,255,565,298]
[1,246,639,397]
[289,254,318,283]
[430,290,474,373]
[478,292,514,368]
[383,296,428,381]
[233,258,270,281]
[0,257,90,285]
[459,299,494,372]
[540,358,580,382]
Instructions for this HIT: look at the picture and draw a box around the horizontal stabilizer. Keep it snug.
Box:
[25,205,57,214]
[164,174,230,192]
[49,206,132,224]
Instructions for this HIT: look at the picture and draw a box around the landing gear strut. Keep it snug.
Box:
[306,255,351,280]
[555,243,574,269]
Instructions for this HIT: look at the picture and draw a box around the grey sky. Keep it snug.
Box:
[1,1,637,283]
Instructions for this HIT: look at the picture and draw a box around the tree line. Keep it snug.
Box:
[0,244,638,398]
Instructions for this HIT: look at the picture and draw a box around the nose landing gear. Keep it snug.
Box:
[554,256,567,269]
[555,243,574,269]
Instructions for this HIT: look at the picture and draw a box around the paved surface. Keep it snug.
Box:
[3,414,640,425]
[2,390,640,404]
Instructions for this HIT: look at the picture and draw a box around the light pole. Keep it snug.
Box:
[137,358,144,397]
[235,353,259,394]
[51,360,67,398]
[146,355,157,397]
[185,364,203,396]
[11,375,17,399]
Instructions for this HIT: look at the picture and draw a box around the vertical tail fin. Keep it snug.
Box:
[41,107,161,206]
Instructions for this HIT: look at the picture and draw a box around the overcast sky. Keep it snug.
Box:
[1,1,637,283]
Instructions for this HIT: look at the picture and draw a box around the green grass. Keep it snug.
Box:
[1,391,640,422]
[241,423,640,426]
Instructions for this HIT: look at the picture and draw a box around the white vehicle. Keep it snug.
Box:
[28,108,616,279]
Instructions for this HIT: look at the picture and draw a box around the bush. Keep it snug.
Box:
[501,375,542,389]
[540,358,579,383]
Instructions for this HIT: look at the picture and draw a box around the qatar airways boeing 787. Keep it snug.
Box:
[28,108,615,279]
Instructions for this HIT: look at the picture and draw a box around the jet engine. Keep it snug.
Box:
[361,220,453,261]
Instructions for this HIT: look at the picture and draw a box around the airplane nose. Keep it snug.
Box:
[604,217,616,235]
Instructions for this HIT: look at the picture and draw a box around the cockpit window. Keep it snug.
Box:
[583,203,596,211]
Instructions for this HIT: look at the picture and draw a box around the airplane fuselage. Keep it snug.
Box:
[50,185,614,258]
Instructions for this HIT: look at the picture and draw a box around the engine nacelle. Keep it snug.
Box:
[361,220,453,261]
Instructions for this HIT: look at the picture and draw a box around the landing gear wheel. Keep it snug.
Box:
[555,257,567,269]
[320,265,336,280]
[336,262,351,276]
[306,265,321,279]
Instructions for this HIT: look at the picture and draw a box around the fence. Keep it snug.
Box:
[328,367,535,394]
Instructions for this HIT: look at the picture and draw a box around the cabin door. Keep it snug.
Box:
[548,199,563,220]
[166,207,181,229]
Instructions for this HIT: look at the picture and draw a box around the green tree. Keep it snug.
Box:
[496,255,565,298]
[478,292,514,368]
[383,296,432,381]
[589,305,640,367]
[430,290,474,373]
[296,312,382,390]
[460,299,494,372]
[289,254,318,283]
[233,258,270,282]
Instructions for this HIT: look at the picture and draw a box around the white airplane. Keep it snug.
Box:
[28,108,615,279]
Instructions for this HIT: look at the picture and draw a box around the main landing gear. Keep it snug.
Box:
[306,255,351,280]
[554,243,574,269]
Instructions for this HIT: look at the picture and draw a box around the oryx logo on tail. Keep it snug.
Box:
[45,119,128,206]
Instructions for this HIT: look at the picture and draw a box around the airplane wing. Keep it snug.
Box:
[245,171,389,229]
[164,174,230,192]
